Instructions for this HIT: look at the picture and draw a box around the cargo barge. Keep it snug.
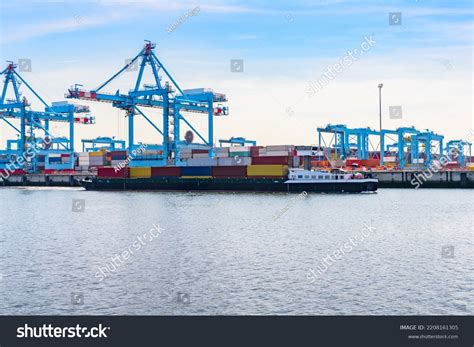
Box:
[80,169,378,193]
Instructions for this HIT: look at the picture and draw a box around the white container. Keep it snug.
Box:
[193,153,210,158]
[186,158,218,166]
[218,157,251,166]
[265,145,292,151]
[260,150,289,157]
[296,150,312,156]
[383,157,397,163]
[229,146,250,153]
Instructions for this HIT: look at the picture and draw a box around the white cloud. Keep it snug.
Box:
[0,11,128,44]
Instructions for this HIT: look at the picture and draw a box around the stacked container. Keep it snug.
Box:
[151,167,181,177]
[181,166,212,178]
[47,154,62,165]
[110,150,127,168]
[229,146,251,158]
[217,157,251,166]
[129,167,151,178]
[212,166,247,178]
[180,148,193,159]
[88,151,105,167]
[97,166,129,178]
[215,147,229,158]
[246,164,289,178]
[187,157,218,166]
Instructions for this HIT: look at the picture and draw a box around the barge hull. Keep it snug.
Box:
[83,177,378,193]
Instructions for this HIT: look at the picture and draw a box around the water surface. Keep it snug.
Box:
[0,187,472,315]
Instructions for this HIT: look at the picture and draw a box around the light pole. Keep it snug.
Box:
[378,83,383,132]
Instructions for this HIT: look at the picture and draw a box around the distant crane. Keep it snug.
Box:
[0,61,94,172]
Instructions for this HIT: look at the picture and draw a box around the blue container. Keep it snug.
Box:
[181,166,212,176]
[111,155,127,160]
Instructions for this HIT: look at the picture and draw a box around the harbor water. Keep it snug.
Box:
[0,188,472,315]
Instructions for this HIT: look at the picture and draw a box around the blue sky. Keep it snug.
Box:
[0,0,472,146]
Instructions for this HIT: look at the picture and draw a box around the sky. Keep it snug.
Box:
[0,0,472,149]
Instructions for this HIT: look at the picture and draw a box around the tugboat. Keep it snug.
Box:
[81,168,378,193]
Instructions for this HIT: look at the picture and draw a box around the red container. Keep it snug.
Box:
[151,167,181,177]
[359,159,379,167]
[252,156,290,165]
[60,153,70,158]
[445,163,460,169]
[191,149,209,154]
[97,167,129,178]
[12,169,26,175]
[109,150,127,156]
[212,166,247,177]
[250,146,263,157]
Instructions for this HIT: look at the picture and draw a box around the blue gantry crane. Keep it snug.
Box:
[317,124,380,161]
[219,137,256,147]
[445,140,472,166]
[82,136,126,152]
[67,41,229,167]
[317,124,448,169]
[0,61,94,172]
[411,130,444,168]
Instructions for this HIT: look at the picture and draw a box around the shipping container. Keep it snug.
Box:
[250,146,263,157]
[228,151,250,157]
[111,160,126,167]
[97,167,129,178]
[251,156,290,165]
[265,145,293,151]
[151,167,181,177]
[229,146,250,153]
[212,166,247,177]
[129,167,152,178]
[259,150,290,157]
[186,158,217,167]
[191,149,209,154]
[192,153,210,158]
[89,151,103,157]
[246,165,288,177]
[217,157,251,166]
[181,166,212,176]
